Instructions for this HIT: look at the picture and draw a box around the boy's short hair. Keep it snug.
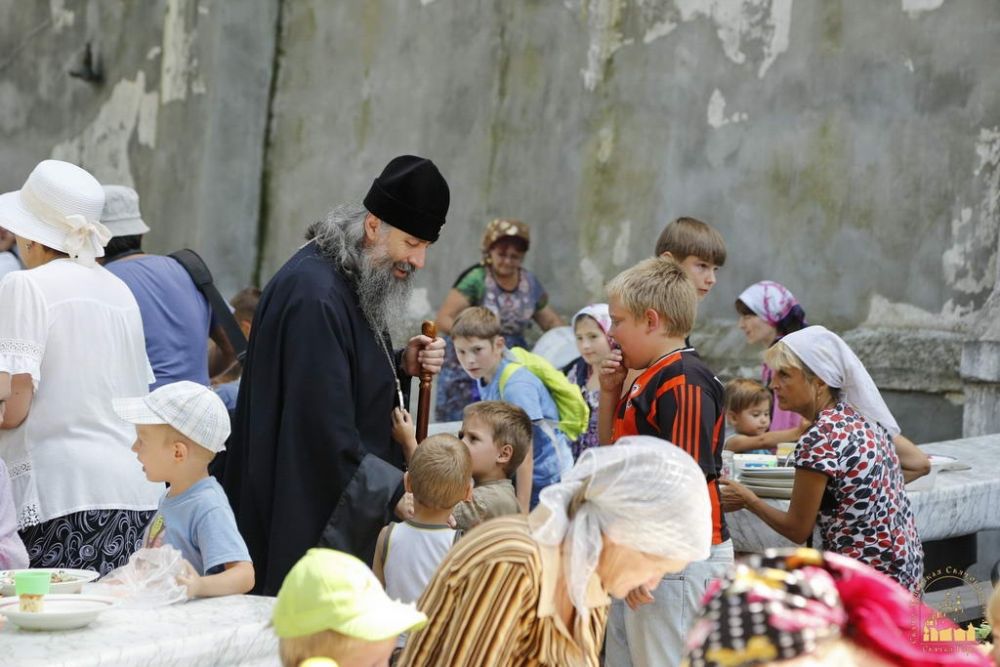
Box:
[463,401,531,475]
[654,217,727,266]
[724,378,772,414]
[605,257,696,337]
[452,306,501,341]
[230,287,261,323]
[408,434,472,510]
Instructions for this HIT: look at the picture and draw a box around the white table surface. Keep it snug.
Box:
[1,594,279,667]
[726,434,1000,552]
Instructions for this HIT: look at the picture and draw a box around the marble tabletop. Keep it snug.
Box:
[726,433,1000,553]
[1,594,278,667]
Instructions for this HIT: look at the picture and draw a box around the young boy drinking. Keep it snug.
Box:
[451,307,573,511]
[597,257,733,667]
[723,378,774,454]
[373,434,471,651]
[113,381,254,597]
[454,401,531,530]
[273,548,427,667]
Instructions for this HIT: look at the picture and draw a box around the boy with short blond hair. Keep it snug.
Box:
[453,401,531,530]
[114,381,254,597]
[451,307,573,510]
[598,256,732,667]
[373,435,471,651]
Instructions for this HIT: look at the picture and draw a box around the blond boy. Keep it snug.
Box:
[598,257,732,667]
[273,548,426,667]
[373,435,471,624]
[453,401,531,530]
[114,381,253,597]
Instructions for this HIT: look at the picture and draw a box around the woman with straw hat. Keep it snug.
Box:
[0,160,161,573]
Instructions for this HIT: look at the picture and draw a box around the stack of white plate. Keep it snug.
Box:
[738,466,795,499]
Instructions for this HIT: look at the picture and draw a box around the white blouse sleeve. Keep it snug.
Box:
[0,271,47,386]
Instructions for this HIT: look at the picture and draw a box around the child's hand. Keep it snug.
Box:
[177,559,203,599]
[395,492,415,521]
[625,583,656,610]
[392,407,418,459]
[598,349,627,393]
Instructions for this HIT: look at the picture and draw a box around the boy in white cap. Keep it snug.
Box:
[113,381,254,597]
[273,548,427,667]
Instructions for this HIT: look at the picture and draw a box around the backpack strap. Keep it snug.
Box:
[452,528,465,545]
[497,361,522,399]
[168,249,248,363]
[381,521,396,565]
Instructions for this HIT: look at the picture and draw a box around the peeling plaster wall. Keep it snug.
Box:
[262,1,1000,330]
[0,0,278,296]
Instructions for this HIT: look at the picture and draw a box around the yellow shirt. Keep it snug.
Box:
[399,515,609,666]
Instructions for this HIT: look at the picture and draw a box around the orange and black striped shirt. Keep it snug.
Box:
[611,349,728,544]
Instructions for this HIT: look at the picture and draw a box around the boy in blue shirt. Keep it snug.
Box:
[451,307,573,510]
[114,381,254,597]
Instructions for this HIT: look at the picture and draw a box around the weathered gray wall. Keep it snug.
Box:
[2,0,998,441]
[0,0,277,295]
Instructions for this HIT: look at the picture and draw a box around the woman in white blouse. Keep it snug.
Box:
[0,160,161,573]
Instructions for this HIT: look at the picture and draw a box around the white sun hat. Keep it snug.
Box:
[0,160,111,265]
[101,185,150,236]
[113,381,232,453]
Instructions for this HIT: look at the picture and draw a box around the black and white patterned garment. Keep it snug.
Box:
[18,509,156,575]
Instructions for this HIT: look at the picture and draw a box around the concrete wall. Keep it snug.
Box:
[0,0,277,295]
[2,0,999,440]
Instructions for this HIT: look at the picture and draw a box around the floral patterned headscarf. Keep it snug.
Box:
[683,548,991,667]
[737,281,804,328]
[572,304,612,342]
[481,218,530,257]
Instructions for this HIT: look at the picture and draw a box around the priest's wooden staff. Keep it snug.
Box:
[415,320,437,442]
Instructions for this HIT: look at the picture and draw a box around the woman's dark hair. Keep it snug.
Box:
[103,234,142,262]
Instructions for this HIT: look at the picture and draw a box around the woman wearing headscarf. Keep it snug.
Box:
[434,219,564,421]
[682,548,992,667]
[735,281,809,439]
[720,326,923,593]
[400,437,713,667]
[565,304,613,460]
[0,160,161,573]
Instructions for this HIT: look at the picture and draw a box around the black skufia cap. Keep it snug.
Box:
[363,155,450,242]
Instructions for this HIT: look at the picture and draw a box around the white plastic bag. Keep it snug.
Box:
[83,545,190,608]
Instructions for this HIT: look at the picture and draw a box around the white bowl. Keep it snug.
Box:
[0,594,117,630]
[0,569,100,597]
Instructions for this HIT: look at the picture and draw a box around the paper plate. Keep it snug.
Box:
[738,467,795,479]
[928,455,971,472]
[0,569,100,597]
[745,484,793,499]
[0,594,116,630]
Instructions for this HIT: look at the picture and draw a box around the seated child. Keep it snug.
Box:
[724,378,775,454]
[564,304,614,460]
[273,548,427,667]
[451,306,574,510]
[113,380,254,597]
[454,401,530,530]
[213,286,261,410]
[373,435,471,648]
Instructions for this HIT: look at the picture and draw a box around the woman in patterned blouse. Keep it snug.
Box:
[399,438,714,667]
[720,326,923,593]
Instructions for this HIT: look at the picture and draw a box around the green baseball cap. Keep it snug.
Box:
[272,549,427,641]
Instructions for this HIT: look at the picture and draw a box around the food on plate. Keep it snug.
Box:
[19,592,44,613]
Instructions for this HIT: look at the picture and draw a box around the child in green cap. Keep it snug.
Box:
[272,548,427,667]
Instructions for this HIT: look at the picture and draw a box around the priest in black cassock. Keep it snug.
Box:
[222,155,450,594]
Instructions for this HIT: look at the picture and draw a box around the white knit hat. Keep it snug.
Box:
[0,160,111,265]
[101,185,150,236]
[113,381,231,453]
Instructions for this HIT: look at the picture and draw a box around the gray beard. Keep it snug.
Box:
[356,246,414,335]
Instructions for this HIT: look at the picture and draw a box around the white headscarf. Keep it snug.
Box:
[529,437,712,613]
[780,325,900,436]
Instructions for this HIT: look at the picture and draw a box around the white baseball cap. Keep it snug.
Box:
[113,381,231,453]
